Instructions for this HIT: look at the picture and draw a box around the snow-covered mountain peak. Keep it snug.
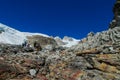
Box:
[62,36,80,47]
[0,23,79,47]
[54,36,80,47]
[0,23,27,44]
[0,23,20,33]
[0,23,51,45]
[23,32,49,38]
[54,36,62,40]
[0,23,11,29]
[0,23,50,37]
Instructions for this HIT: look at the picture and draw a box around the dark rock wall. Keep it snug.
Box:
[110,0,120,28]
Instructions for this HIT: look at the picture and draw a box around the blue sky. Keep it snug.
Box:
[0,0,115,39]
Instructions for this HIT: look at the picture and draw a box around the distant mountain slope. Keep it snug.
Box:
[54,36,79,47]
[0,23,26,44]
[0,23,79,47]
[0,23,49,45]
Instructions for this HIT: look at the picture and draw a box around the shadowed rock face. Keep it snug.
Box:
[110,0,120,28]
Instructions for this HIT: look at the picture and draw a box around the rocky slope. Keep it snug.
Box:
[0,34,120,80]
[0,0,120,80]
[70,27,120,52]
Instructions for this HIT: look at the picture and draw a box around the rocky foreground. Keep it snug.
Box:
[0,27,120,80]
[0,0,120,79]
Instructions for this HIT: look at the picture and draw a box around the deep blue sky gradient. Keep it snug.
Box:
[0,0,115,39]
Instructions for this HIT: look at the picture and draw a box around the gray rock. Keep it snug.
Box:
[29,69,37,76]
[69,56,93,69]
[43,45,54,51]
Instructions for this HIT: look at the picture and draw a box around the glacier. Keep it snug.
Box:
[0,23,79,47]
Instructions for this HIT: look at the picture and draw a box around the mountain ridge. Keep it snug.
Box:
[0,23,79,47]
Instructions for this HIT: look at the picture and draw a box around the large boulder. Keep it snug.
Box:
[27,35,58,49]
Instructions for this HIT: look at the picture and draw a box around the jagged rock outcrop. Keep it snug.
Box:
[69,27,120,52]
[109,0,120,28]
